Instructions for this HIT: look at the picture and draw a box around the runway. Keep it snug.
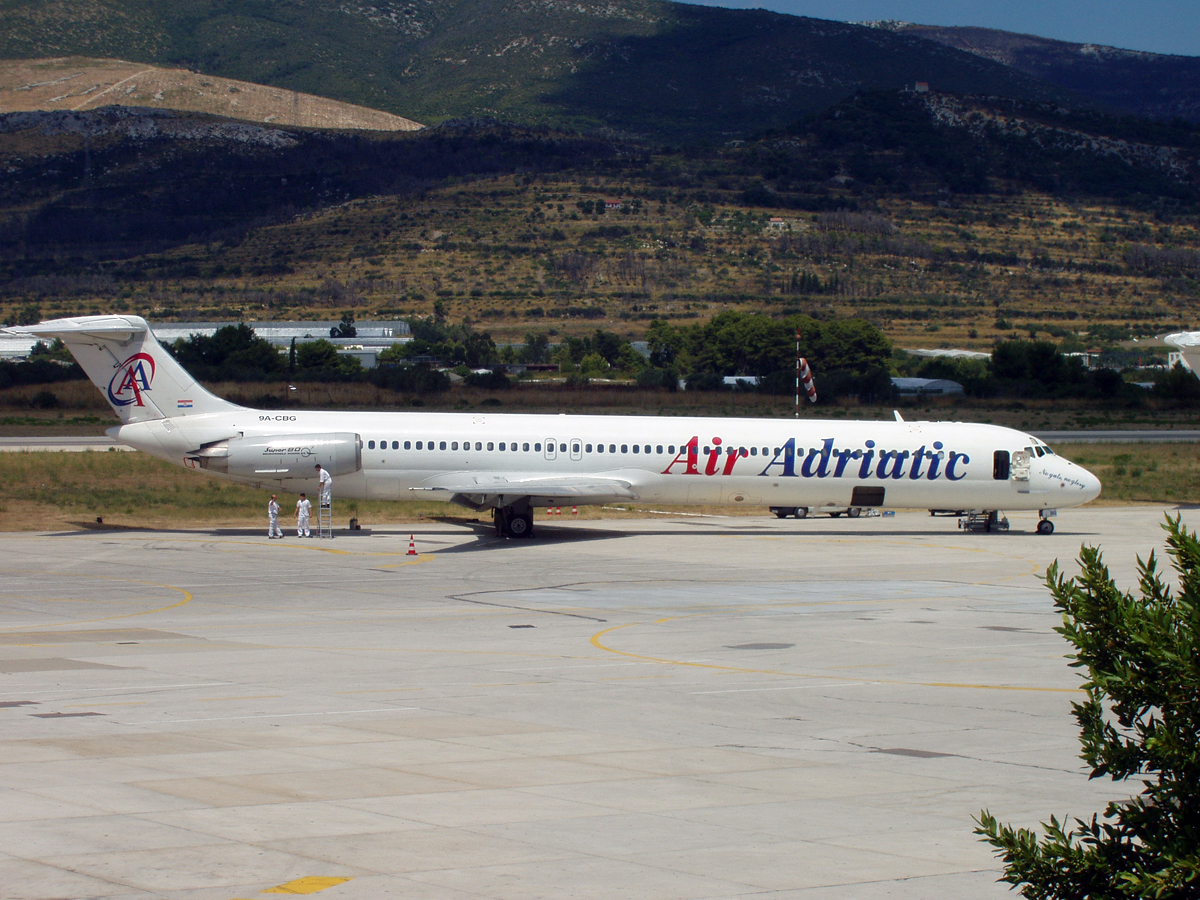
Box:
[0,507,1184,900]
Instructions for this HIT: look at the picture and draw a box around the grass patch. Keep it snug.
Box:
[1052,442,1200,505]
[0,451,461,531]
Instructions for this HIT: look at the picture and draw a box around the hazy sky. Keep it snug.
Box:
[691,1,1199,56]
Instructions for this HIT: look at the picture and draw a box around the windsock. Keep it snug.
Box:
[799,358,817,403]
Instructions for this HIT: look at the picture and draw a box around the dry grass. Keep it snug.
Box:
[0,57,422,131]
[1051,442,1200,506]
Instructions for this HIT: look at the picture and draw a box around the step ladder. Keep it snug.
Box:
[317,498,333,539]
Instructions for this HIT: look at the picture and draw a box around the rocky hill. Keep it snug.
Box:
[0,0,1067,142]
[0,57,422,131]
[867,22,1200,122]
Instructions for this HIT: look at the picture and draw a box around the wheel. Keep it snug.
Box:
[830,511,841,518]
[795,507,808,519]
[508,512,533,538]
[1037,519,1055,535]
[848,507,861,518]
[775,511,790,519]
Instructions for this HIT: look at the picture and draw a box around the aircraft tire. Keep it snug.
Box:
[848,507,861,518]
[1037,519,1055,535]
[508,512,533,538]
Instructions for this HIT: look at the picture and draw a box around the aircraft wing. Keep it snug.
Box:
[411,472,639,503]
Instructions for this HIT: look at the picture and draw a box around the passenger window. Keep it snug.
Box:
[621,444,628,453]
[523,442,530,451]
[764,448,770,456]
[597,444,604,453]
[368,440,375,449]
[994,450,1011,480]
[750,447,757,456]
[656,445,663,454]
[487,442,494,451]
[535,443,541,452]
[609,444,616,453]
[559,443,567,453]
[475,442,482,451]
[428,442,435,451]
[390,440,397,450]
[668,445,675,454]
[415,441,422,450]
[451,441,458,450]
[703,446,709,454]
[633,445,640,454]
[440,441,447,450]
[572,442,580,454]
[511,443,517,452]
[585,444,592,453]
[499,442,506,451]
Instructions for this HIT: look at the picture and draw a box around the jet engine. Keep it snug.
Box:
[192,433,362,479]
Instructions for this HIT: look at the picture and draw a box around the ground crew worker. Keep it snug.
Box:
[268,494,283,539]
[296,492,312,537]
[315,463,332,507]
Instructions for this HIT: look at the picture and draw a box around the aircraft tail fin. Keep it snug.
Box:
[10,315,241,423]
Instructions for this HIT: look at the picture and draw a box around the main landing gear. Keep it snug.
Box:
[493,502,534,539]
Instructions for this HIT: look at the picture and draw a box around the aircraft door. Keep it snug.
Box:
[570,439,582,461]
[544,438,557,460]
[1011,449,1032,492]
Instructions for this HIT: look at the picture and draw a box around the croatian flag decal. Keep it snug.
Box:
[177,399,193,409]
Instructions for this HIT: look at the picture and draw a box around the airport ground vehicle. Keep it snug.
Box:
[769,506,867,518]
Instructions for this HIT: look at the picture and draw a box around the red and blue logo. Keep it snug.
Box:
[107,352,155,407]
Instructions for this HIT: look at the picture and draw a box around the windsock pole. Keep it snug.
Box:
[795,329,801,418]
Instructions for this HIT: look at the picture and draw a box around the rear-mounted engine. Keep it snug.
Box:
[190,433,362,479]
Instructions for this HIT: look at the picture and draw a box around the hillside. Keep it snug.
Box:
[868,22,1200,122]
[0,57,423,131]
[0,0,1069,141]
[2,92,1199,353]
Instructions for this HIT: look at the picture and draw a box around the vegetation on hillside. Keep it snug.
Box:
[0,0,1064,142]
[3,92,1200,358]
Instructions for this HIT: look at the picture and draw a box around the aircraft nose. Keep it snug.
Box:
[1076,462,1102,503]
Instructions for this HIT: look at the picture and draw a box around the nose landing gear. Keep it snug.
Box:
[1037,509,1057,535]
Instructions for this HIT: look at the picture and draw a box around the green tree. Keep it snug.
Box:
[331,310,357,338]
[977,516,1200,898]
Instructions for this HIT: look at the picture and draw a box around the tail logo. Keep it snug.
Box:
[108,353,156,407]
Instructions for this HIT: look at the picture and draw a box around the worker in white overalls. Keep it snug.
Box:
[295,492,312,538]
[268,494,283,539]
[315,463,332,508]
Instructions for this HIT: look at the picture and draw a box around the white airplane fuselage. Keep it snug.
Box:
[111,408,1097,511]
[11,315,1101,525]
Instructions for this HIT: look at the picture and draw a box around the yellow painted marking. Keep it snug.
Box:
[197,695,283,702]
[262,877,352,894]
[371,554,436,569]
[590,624,1079,695]
[0,575,193,631]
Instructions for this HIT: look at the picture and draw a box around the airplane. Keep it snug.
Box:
[9,315,1101,537]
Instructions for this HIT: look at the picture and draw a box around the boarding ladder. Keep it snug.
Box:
[317,497,333,539]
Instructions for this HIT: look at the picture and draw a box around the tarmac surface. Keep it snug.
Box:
[0,506,1187,900]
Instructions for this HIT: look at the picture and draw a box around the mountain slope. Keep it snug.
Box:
[868,22,1200,122]
[0,57,422,130]
[0,0,1069,141]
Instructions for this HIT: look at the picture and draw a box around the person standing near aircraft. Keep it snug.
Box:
[296,493,312,537]
[315,463,332,507]
[268,494,283,539]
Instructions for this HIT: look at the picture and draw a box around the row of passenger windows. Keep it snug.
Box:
[365,439,783,456]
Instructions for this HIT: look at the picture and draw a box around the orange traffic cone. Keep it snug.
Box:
[547,506,553,516]
[555,506,562,516]
[571,506,578,515]
[407,535,417,556]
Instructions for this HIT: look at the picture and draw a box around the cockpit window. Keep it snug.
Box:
[1034,446,1045,457]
